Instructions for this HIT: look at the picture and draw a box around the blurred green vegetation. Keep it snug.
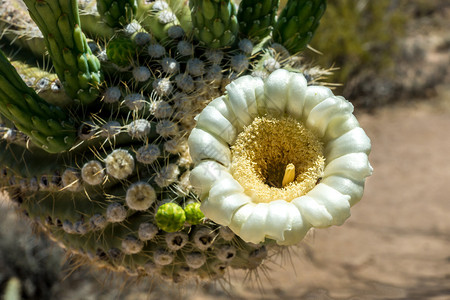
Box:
[305,0,407,92]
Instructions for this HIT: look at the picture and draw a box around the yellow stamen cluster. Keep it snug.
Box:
[231,116,325,203]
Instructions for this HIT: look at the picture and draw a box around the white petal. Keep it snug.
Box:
[321,175,365,207]
[228,203,255,235]
[208,96,237,124]
[306,96,354,138]
[307,183,351,226]
[324,152,373,181]
[286,72,308,119]
[196,105,237,144]
[292,195,333,228]
[202,189,251,226]
[278,206,311,246]
[264,200,295,241]
[209,177,244,199]
[226,76,263,127]
[324,127,371,161]
[302,85,334,122]
[263,69,291,116]
[188,128,231,166]
[323,114,360,142]
[239,203,270,243]
[190,161,232,199]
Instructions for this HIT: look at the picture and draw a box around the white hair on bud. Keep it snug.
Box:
[154,249,174,266]
[231,54,249,73]
[132,66,151,82]
[160,57,179,74]
[156,120,178,138]
[136,144,160,164]
[177,40,193,56]
[204,49,223,64]
[105,149,135,180]
[165,232,189,251]
[138,222,159,240]
[100,121,121,138]
[263,57,281,72]
[81,160,105,185]
[122,235,144,254]
[175,73,194,92]
[124,93,146,111]
[153,0,169,11]
[153,78,173,96]
[193,227,215,251]
[149,100,174,119]
[185,252,206,269]
[133,32,151,46]
[125,182,156,210]
[218,226,235,241]
[90,214,107,230]
[238,38,253,55]
[148,43,166,58]
[62,168,81,191]
[106,202,127,223]
[215,245,237,262]
[187,58,205,77]
[124,21,142,35]
[154,163,180,188]
[158,10,176,24]
[127,119,151,139]
[103,86,121,103]
[168,25,184,39]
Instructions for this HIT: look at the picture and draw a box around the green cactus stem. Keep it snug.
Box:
[274,0,327,53]
[0,50,76,152]
[97,0,138,28]
[23,0,103,104]
[190,0,239,48]
[237,0,279,42]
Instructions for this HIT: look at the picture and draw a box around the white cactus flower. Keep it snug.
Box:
[188,69,373,246]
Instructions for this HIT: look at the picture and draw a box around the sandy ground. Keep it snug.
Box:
[2,95,449,300]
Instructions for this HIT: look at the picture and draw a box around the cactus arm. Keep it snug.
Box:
[237,0,279,42]
[190,0,239,48]
[0,49,77,153]
[9,59,73,107]
[97,0,138,28]
[168,0,193,36]
[22,0,103,104]
[273,0,327,54]
[136,0,181,42]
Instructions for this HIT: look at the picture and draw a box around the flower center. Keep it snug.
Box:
[230,116,325,203]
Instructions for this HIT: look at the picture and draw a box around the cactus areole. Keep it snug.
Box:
[0,0,372,283]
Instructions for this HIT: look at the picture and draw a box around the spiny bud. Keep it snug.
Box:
[105,149,135,180]
[125,182,156,210]
[155,203,186,232]
[81,160,105,185]
[106,38,136,66]
[165,232,189,251]
[184,202,204,225]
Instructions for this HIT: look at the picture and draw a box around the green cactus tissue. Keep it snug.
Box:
[0,0,372,283]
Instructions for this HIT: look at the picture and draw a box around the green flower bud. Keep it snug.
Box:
[155,203,186,232]
[184,202,204,225]
[106,38,136,66]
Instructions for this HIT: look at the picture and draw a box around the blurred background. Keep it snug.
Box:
[1,0,449,299]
